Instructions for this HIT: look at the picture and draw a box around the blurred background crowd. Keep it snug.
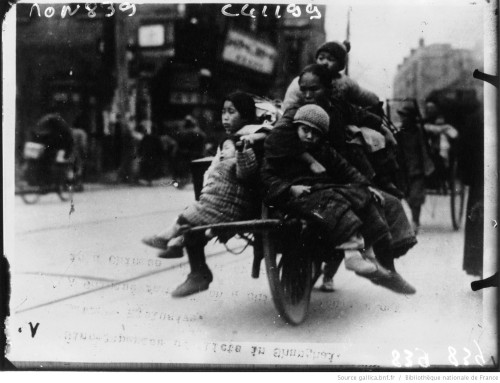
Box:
[13,2,484,187]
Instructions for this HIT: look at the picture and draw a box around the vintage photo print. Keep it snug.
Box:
[2,0,498,372]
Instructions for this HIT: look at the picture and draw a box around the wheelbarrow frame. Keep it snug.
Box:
[188,157,331,325]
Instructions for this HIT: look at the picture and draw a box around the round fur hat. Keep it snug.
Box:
[315,40,351,71]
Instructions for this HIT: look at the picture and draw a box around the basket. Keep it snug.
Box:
[23,142,46,160]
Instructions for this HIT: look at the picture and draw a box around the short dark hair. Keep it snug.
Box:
[299,64,333,90]
[224,91,256,123]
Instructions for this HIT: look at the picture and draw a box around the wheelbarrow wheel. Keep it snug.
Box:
[262,224,313,325]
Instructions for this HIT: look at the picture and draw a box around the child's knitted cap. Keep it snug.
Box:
[293,104,330,136]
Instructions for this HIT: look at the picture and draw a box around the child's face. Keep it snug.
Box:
[299,73,329,106]
[297,124,322,149]
[222,101,244,134]
[316,52,342,73]
[220,139,236,160]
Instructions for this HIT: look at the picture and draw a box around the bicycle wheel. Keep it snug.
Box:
[20,183,41,204]
[19,162,41,204]
[262,222,313,325]
[450,160,466,230]
[55,164,73,202]
[57,181,73,202]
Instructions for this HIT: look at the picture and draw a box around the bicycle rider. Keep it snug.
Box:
[25,113,74,186]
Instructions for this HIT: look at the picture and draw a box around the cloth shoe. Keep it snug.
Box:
[369,271,417,295]
[365,247,417,295]
[142,222,181,250]
[158,246,184,259]
[158,236,184,258]
[142,235,170,250]
[344,249,379,275]
[360,247,416,294]
[319,276,335,292]
[171,269,213,298]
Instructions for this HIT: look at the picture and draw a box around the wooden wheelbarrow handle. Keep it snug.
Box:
[179,219,284,235]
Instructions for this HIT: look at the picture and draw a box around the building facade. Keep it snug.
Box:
[392,38,483,126]
[15,3,326,179]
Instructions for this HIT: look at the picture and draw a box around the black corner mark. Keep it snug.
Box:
[29,322,40,338]
[471,272,498,291]
[472,69,499,88]
[1,0,18,22]
[492,356,498,368]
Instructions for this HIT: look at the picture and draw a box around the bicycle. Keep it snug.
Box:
[18,142,74,204]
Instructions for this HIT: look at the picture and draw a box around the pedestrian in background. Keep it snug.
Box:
[71,114,89,191]
[171,115,207,187]
[396,104,435,233]
[137,119,164,186]
[159,129,179,178]
[119,115,142,184]
[26,112,74,186]
[423,98,459,188]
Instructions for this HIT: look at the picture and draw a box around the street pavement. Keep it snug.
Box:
[5,182,497,369]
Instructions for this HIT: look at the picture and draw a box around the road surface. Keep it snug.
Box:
[5,183,495,369]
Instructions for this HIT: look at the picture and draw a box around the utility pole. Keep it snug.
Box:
[114,10,130,179]
[345,6,351,76]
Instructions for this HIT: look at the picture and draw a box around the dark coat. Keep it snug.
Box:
[460,107,484,277]
[261,142,391,247]
[31,113,74,161]
[397,120,434,178]
[26,113,74,185]
[264,101,382,180]
[138,134,164,181]
[175,126,206,160]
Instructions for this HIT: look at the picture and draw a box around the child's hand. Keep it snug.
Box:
[310,161,326,175]
[240,132,267,149]
[239,135,254,149]
[301,152,326,174]
[290,185,311,198]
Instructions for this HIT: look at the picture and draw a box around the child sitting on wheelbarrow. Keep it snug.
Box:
[262,104,416,294]
[142,92,268,297]
[266,64,415,292]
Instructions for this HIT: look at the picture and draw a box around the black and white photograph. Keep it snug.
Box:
[2,0,498,372]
